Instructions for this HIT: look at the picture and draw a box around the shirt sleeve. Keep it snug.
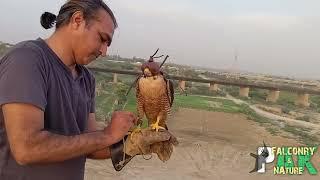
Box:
[0,48,47,111]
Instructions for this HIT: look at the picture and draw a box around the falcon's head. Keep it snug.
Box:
[141,57,161,78]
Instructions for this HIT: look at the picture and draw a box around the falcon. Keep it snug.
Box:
[135,54,174,132]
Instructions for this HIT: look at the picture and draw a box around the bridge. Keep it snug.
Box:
[88,67,320,107]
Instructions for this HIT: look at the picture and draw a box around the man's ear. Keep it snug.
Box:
[70,11,85,30]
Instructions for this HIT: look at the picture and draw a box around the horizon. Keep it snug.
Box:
[0,40,318,81]
[0,0,319,79]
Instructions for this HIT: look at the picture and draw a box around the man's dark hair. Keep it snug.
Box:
[40,0,118,30]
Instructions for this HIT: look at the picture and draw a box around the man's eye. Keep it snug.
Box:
[100,36,110,46]
[100,36,105,42]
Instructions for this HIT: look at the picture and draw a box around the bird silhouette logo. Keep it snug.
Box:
[249,141,270,173]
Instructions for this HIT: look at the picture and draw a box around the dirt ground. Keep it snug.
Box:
[85,108,320,180]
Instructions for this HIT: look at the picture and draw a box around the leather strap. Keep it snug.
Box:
[110,135,135,171]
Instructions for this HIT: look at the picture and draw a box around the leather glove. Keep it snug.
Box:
[110,127,178,171]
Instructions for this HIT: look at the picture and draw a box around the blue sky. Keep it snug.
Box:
[0,0,320,79]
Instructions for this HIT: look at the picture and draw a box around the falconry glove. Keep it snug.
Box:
[110,128,178,171]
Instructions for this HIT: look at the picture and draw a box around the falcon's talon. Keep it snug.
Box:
[150,122,165,132]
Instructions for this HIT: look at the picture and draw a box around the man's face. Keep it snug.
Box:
[72,9,115,65]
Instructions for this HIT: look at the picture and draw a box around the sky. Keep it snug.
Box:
[0,0,319,79]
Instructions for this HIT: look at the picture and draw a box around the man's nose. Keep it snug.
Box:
[99,43,108,57]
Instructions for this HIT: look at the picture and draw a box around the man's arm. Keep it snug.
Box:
[86,113,112,160]
[2,103,119,165]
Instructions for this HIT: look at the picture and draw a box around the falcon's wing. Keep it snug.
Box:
[165,77,174,107]
[161,77,174,130]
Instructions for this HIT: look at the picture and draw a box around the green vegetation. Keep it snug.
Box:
[310,95,320,112]
[248,89,268,103]
[277,91,297,110]
[0,42,12,57]
[221,85,239,97]
[282,125,318,146]
[187,84,226,97]
[90,59,139,71]
[266,126,281,136]
[296,115,311,122]
[172,94,272,124]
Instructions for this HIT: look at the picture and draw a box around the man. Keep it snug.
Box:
[0,0,170,179]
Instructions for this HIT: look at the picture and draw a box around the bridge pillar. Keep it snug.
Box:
[179,80,186,91]
[295,93,310,107]
[239,87,250,97]
[209,82,219,91]
[266,90,280,102]
[113,73,118,83]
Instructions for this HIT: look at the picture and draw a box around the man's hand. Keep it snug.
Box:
[104,111,137,144]
[87,111,137,160]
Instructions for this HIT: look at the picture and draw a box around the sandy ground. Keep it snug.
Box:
[85,108,320,180]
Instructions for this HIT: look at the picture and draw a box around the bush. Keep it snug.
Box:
[187,85,225,97]
[249,89,268,102]
[282,107,291,114]
[296,115,311,122]
[222,86,239,97]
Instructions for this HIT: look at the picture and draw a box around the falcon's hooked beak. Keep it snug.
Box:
[143,68,152,77]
